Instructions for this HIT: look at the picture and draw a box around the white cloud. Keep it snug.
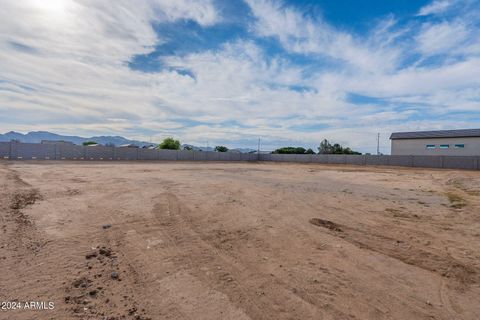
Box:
[0,0,219,134]
[415,21,469,56]
[417,0,454,16]
[156,0,218,26]
[244,0,480,111]
[348,58,480,96]
[244,0,401,73]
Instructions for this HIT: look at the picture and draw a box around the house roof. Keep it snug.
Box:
[390,129,480,140]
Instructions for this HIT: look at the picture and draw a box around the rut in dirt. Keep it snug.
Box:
[309,216,479,286]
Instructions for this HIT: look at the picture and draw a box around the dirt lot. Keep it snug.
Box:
[1,161,480,320]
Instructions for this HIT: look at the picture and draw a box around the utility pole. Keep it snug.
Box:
[376,133,380,155]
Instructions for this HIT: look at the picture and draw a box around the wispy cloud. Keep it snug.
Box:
[417,0,454,16]
[245,0,401,73]
[415,21,469,56]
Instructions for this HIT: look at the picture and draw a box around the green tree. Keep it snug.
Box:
[82,141,98,146]
[158,137,181,150]
[332,143,343,154]
[183,145,193,151]
[305,148,315,154]
[318,139,361,155]
[342,147,361,155]
[272,147,306,154]
[318,139,333,154]
[214,146,229,152]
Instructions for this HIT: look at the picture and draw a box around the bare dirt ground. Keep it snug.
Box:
[1,161,480,320]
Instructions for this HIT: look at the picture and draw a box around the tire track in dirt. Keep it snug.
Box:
[2,166,46,256]
[149,191,346,320]
[309,218,479,285]
[0,164,54,320]
[153,192,266,319]
[113,196,256,319]
[164,180,361,320]
[439,279,459,319]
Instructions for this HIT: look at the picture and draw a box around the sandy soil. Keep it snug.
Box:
[1,161,480,320]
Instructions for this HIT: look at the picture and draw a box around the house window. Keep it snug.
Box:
[454,144,465,148]
[426,144,435,149]
[439,144,449,149]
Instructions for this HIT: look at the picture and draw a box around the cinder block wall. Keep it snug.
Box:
[0,142,11,159]
[1,141,479,170]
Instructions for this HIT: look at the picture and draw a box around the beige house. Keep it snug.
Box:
[390,129,480,156]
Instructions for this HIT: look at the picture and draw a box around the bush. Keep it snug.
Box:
[318,139,361,155]
[82,141,98,146]
[272,147,306,154]
[214,146,229,152]
[158,137,181,150]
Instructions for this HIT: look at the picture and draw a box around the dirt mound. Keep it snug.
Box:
[65,245,151,320]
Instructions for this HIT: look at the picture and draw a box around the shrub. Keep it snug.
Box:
[214,146,229,152]
[318,139,361,155]
[272,147,306,154]
[158,137,181,150]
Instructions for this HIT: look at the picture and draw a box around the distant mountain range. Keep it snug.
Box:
[181,144,213,152]
[0,131,257,153]
[181,144,256,153]
[0,131,154,147]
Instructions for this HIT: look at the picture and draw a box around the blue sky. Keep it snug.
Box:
[0,0,479,153]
